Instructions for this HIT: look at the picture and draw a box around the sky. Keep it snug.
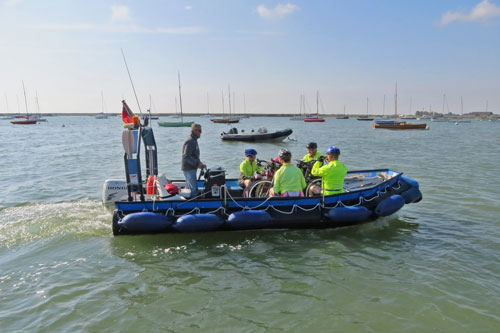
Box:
[0,0,499,115]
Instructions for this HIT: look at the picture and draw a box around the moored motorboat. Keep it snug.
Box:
[373,121,428,130]
[211,118,240,124]
[220,128,293,142]
[103,101,423,236]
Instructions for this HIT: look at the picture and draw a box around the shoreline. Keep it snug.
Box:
[1,113,498,120]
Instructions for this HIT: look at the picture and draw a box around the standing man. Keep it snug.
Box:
[182,123,206,198]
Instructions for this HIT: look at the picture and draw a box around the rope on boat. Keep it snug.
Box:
[175,207,200,217]
[224,187,274,210]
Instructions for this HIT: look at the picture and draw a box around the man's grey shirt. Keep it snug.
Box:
[182,133,200,171]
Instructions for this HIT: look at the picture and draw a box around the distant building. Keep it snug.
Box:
[466,112,493,116]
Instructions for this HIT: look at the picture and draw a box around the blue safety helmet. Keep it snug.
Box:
[326,146,340,155]
[245,148,257,156]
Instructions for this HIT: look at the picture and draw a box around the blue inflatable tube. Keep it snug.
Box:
[400,187,422,204]
[227,210,273,230]
[401,175,419,188]
[118,212,173,233]
[375,195,405,216]
[172,214,224,233]
[325,206,372,223]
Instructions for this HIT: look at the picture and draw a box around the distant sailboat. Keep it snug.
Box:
[0,94,14,120]
[11,81,37,125]
[336,105,348,119]
[373,83,427,130]
[200,93,212,118]
[211,85,240,123]
[357,97,374,121]
[96,91,108,119]
[30,91,48,122]
[431,94,449,122]
[454,96,471,124]
[304,91,325,122]
[141,95,159,121]
[158,72,194,127]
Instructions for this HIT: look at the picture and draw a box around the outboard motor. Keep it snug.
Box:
[203,167,226,198]
[228,127,238,134]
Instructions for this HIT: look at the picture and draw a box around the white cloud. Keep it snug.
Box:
[185,5,192,10]
[441,0,500,25]
[257,3,299,19]
[111,5,131,22]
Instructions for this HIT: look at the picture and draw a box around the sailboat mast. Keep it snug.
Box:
[36,91,40,114]
[207,92,210,115]
[221,91,224,116]
[461,96,464,117]
[22,81,29,116]
[383,94,385,116]
[233,92,235,115]
[244,94,247,114]
[316,91,319,116]
[228,85,232,116]
[366,97,369,116]
[394,83,398,118]
[102,91,105,114]
[299,94,303,115]
[178,72,184,122]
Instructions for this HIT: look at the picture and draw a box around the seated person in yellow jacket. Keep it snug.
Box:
[309,146,347,196]
[239,148,263,188]
[269,149,306,197]
[302,142,322,162]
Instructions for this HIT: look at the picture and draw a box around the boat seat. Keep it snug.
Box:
[155,174,186,200]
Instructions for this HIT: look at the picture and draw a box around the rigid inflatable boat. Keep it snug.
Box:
[103,102,422,236]
[220,128,293,142]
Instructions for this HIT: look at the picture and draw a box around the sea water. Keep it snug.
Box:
[1,116,499,331]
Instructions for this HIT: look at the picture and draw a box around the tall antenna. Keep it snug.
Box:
[120,48,142,114]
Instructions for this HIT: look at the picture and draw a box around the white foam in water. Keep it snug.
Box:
[0,199,111,248]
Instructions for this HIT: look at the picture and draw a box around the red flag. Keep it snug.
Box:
[122,100,135,124]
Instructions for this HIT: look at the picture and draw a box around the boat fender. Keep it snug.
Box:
[118,212,172,233]
[172,214,224,233]
[375,195,405,217]
[400,176,420,189]
[400,187,423,204]
[325,206,372,223]
[227,210,273,230]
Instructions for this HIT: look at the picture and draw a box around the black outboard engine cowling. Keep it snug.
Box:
[204,167,226,198]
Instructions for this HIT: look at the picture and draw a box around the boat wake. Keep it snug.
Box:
[0,199,111,248]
